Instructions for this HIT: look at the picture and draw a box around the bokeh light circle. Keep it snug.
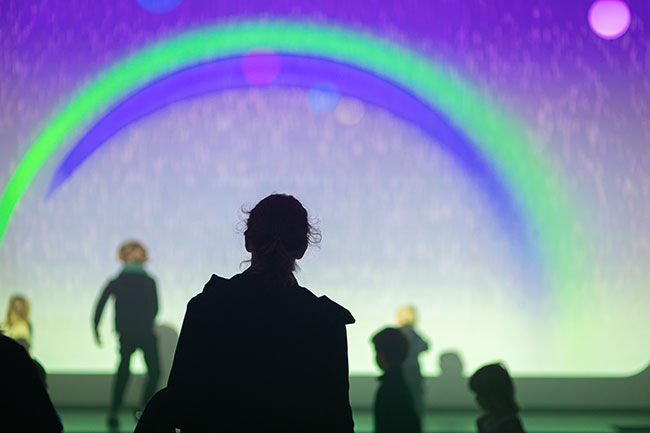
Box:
[334,97,365,125]
[137,0,183,13]
[241,51,281,85]
[308,83,340,114]
[588,0,631,40]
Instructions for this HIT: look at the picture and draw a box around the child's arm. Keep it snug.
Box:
[142,277,159,326]
[415,332,429,353]
[92,281,113,345]
[152,279,159,319]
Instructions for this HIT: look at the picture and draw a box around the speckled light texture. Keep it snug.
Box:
[1,0,649,376]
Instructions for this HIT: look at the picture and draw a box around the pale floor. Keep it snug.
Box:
[57,409,650,433]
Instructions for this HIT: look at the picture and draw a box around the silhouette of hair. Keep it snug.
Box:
[469,363,520,412]
[372,327,410,368]
[4,295,30,328]
[396,305,417,326]
[244,194,320,275]
[118,240,148,264]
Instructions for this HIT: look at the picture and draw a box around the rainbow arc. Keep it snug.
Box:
[0,19,584,299]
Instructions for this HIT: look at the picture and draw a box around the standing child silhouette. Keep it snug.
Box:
[94,240,160,428]
[372,327,421,433]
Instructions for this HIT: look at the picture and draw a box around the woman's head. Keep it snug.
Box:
[244,194,319,275]
[5,295,30,325]
[469,363,519,414]
[118,240,148,264]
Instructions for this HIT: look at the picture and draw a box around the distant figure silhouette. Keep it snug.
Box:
[439,351,464,378]
[372,327,421,433]
[0,333,63,433]
[469,363,526,433]
[396,305,429,414]
[93,240,160,428]
[135,194,355,433]
[3,294,32,351]
[431,351,471,406]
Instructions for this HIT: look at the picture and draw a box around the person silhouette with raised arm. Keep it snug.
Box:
[396,305,429,415]
[135,194,355,433]
[94,240,160,428]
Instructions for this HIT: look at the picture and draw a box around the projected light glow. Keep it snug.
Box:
[334,97,365,125]
[588,0,631,39]
[0,20,585,312]
[241,51,282,85]
[308,82,341,114]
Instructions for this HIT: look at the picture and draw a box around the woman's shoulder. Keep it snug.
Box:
[316,295,355,325]
[203,274,230,292]
[193,272,264,305]
[293,283,355,325]
[197,274,232,298]
[190,273,355,325]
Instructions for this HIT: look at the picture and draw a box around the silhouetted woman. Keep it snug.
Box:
[136,194,355,433]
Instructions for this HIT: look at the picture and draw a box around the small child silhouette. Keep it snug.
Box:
[3,295,32,351]
[372,327,421,433]
[469,363,526,433]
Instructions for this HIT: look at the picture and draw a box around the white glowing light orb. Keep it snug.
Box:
[588,0,631,40]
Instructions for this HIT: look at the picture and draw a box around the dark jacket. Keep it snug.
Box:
[161,271,356,433]
[0,334,62,433]
[374,368,421,433]
[94,266,158,335]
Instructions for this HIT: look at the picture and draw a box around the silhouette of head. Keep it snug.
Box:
[244,194,319,276]
[396,305,417,327]
[469,363,519,414]
[118,240,148,264]
[372,327,410,371]
[439,351,464,377]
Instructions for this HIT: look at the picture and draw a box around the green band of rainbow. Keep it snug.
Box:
[0,19,585,298]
